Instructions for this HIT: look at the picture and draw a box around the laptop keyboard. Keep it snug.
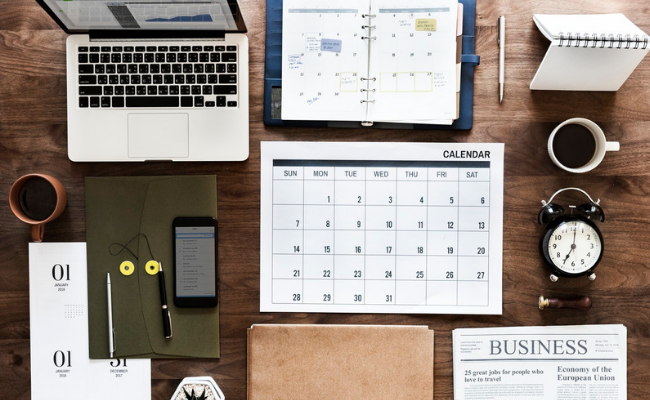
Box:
[77,44,238,108]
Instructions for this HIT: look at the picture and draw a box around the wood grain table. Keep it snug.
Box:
[2,0,650,398]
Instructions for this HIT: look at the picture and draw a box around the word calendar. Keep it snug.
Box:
[261,142,504,314]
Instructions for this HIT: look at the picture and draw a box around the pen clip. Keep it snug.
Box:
[497,17,501,45]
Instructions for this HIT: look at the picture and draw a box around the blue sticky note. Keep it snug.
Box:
[321,38,342,52]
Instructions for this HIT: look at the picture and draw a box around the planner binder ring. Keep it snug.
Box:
[361,77,376,81]
[360,100,376,103]
[362,25,376,29]
[361,88,376,92]
[362,36,377,40]
[361,14,376,18]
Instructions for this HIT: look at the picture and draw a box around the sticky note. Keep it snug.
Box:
[415,18,437,32]
[321,38,342,52]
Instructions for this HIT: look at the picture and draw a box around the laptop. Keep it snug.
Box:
[37,0,249,162]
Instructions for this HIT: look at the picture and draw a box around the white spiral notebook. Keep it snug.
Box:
[530,13,649,91]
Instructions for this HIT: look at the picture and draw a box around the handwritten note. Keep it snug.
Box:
[305,33,321,53]
[288,54,302,70]
[340,72,358,92]
[321,38,342,52]
[415,18,437,31]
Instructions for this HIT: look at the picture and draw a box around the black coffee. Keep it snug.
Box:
[552,124,596,169]
[19,177,57,221]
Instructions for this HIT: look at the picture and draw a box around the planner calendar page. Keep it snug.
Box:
[260,142,504,315]
[369,0,458,121]
[281,0,458,123]
[281,0,370,122]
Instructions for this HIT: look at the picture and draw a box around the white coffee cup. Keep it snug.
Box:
[548,118,620,173]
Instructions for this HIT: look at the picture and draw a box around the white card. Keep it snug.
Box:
[29,243,150,400]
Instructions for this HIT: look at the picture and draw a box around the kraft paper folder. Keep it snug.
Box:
[85,176,220,359]
[263,0,480,130]
[247,324,434,400]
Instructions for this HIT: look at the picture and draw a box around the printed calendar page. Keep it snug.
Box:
[281,0,458,122]
[29,243,150,400]
[260,142,504,315]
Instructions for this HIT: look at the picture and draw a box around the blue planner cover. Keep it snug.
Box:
[263,0,480,130]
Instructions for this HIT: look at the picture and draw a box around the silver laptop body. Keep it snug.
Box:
[38,0,249,162]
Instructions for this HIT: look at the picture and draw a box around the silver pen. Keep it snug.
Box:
[498,15,505,103]
[107,272,115,358]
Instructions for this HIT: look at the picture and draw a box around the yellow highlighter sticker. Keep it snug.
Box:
[415,19,437,32]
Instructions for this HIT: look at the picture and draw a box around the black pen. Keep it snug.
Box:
[158,262,173,338]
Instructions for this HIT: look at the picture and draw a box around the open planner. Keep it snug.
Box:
[281,0,459,125]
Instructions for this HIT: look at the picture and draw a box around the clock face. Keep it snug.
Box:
[545,217,603,275]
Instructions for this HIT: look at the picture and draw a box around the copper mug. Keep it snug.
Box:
[9,174,67,242]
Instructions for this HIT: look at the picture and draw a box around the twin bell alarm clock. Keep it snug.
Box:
[538,188,604,282]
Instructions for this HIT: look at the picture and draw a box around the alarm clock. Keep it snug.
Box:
[538,188,604,282]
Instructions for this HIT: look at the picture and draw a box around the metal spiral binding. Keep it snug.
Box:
[558,32,648,49]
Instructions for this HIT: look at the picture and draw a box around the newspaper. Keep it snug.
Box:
[453,324,626,400]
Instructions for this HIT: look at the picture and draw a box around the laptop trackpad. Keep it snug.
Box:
[128,113,189,159]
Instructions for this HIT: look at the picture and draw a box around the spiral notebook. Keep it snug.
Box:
[281,0,459,125]
[531,13,649,91]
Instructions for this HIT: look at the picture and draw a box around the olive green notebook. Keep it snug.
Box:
[85,176,219,359]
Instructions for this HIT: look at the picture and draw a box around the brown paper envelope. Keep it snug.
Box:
[247,324,434,400]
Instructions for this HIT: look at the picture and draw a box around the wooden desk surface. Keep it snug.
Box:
[2,1,650,398]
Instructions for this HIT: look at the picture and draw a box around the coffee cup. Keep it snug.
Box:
[548,118,620,173]
[9,174,67,242]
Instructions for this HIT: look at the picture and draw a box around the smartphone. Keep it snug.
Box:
[173,217,218,307]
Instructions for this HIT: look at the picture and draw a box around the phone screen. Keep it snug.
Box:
[174,218,218,307]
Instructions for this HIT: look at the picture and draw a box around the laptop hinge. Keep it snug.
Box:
[89,30,226,41]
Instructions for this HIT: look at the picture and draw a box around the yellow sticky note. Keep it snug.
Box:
[415,18,437,32]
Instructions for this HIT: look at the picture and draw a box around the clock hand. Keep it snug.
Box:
[563,228,578,264]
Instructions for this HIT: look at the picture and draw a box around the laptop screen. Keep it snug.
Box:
[39,0,246,33]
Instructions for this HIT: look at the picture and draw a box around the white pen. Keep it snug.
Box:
[107,272,115,358]
[498,15,505,103]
